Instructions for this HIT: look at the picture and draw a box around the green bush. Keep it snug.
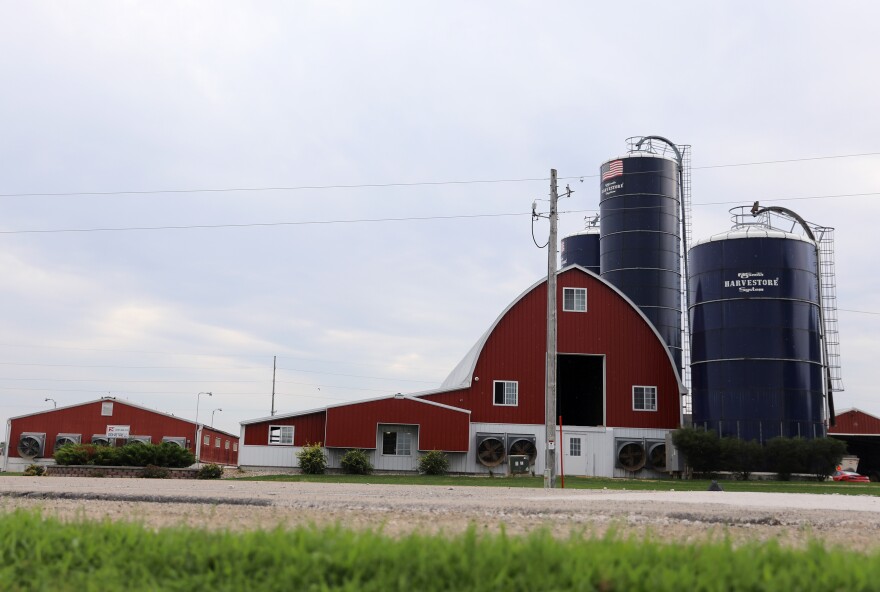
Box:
[23,464,45,476]
[340,449,373,475]
[720,437,764,480]
[418,450,449,475]
[805,437,847,481]
[766,437,807,480]
[297,443,327,475]
[53,442,194,468]
[671,427,721,476]
[141,465,170,479]
[197,464,224,480]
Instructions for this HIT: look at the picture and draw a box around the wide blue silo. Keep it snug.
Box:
[688,225,825,440]
[561,229,600,274]
[599,153,682,371]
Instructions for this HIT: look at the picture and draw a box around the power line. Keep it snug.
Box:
[1,150,878,199]
[839,308,880,316]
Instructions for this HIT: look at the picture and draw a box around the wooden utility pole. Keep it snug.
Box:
[271,355,277,416]
[544,169,558,489]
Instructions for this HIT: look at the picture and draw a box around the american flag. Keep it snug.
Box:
[602,160,623,181]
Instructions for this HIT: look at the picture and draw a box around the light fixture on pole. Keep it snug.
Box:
[45,397,57,409]
[211,408,222,427]
[195,391,212,462]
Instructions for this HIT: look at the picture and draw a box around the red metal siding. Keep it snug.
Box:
[243,412,327,446]
[8,400,237,462]
[423,268,680,429]
[325,398,469,451]
[198,427,240,465]
[829,410,880,435]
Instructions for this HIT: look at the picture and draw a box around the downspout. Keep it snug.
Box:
[3,419,10,472]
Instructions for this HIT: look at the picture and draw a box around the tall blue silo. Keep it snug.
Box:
[688,224,825,440]
[561,229,600,274]
[599,153,682,371]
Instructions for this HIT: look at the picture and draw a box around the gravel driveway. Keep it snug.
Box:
[1,476,878,550]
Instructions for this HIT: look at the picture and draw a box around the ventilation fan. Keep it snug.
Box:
[507,437,538,463]
[647,442,667,472]
[161,437,187,447]
[476,435,506,467]
[91,435,113,446]
[55,434,81,450]
[616,441,647,472]
[17,433,46,459]
[127,436,152,445]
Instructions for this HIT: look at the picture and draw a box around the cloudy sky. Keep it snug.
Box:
[1,2,878,437]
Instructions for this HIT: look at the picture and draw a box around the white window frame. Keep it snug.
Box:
[381,430,412,456]
[268,425,294,445]
[215,437,221,448]
[562,287,587,312]
[633,386,658,412]
[233,443,238,452]
[101,402,114,416]
[203,434,210,445]
[225,440,230,450]
[493,380,518,406]
[569,437,582,456]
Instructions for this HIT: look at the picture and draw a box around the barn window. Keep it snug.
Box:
[101,402,114,416]
[382,430,412,456]
[215,437,221,448]
[233,443,238,452]
[493,381,518,406]
[562,287,587,312]
[569,437,582,456]
[268,425,294,445]
[225,440,230,450]
[203,434,210,446]
[633,386,657,411]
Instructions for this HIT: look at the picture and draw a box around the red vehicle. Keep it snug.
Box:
[832,470,871,483]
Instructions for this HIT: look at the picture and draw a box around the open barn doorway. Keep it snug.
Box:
[556,354,604,427]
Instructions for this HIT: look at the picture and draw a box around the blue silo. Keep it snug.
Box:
[561,229,600,274]
[688,224,825,440]
[599,153,682,371]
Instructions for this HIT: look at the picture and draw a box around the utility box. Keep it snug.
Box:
[509,455,530,474]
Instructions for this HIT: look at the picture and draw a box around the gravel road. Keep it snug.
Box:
[1,476,878,550]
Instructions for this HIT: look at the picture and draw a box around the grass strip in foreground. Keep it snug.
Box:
[1,509,878,591]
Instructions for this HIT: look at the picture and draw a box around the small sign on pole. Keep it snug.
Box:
[106,425,130,439]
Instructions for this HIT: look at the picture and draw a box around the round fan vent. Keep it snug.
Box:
[508,438,537,462]
[476,437,506,467]
[617,442,646,472]
[648,443,667,472]
[17,436,43,459]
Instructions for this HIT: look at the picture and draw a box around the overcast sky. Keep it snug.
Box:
[1,2,878,437]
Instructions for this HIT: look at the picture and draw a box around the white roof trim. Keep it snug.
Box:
[835,407,880,421]
[441,264,687,395]
[8,396,239,438]
[241,391,470,426]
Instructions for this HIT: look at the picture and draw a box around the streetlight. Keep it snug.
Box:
[45,398,57,408]
[211,408,222,427]
[195,392,212,462]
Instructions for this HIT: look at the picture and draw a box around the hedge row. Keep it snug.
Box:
[53,442,196,468]
[671,427,847,480]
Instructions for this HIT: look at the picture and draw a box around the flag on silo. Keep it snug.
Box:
[602,160,624,181]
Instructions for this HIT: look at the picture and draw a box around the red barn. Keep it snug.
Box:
[3,397,239,472]
[829,408,880,480]
[239,266,685,477]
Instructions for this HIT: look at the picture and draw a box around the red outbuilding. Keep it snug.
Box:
[3,397,238,472]
[829,408,880,480]
[240,265,685,477]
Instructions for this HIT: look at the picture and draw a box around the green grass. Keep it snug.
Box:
[0,509,878,591]
[234,472,880,495]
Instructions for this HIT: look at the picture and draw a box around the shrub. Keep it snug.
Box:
[720,437,764,480]
[671,427,721,476]
[197,464,224,480]
[141,465,170,479]
[805,437,847,481]
[340,449,373,475]
[24,464,45,476]
[53,442,194,468]
[766,437,807,480]
[418,450,449,475]
[297,443,327,475]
